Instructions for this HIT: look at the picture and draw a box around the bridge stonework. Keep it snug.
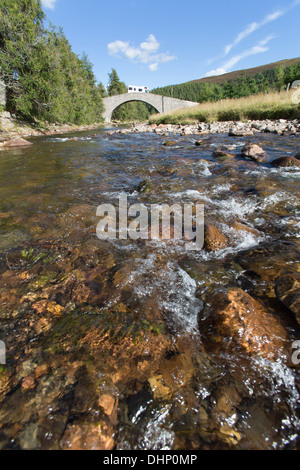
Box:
[102,92,198,123]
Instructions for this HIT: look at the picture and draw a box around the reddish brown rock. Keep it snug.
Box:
[21,375,36,390]
[204,224,229,252]
[34,364,50,379]
[60,422,115,450]
[231,221,261,237]
[199,288,288,361]
[32,300,65,317]
[98,395,117,417]
[275,273,300,325]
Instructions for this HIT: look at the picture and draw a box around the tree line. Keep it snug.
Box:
[0,0,156,125]
[0,0,105,124]
[151,62,300,103]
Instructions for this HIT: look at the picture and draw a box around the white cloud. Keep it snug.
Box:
[107,34,176,71]
[204,36,275,77]
[224,9,284,56]
[140,34,160,53]
[149,63,159,72]
[203,0,300,78]
[41,0,57,9]
[207,0,300,68]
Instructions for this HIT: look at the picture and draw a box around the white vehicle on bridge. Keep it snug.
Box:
[127,85,149,94]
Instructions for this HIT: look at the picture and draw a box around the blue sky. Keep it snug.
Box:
[41,0,300,89]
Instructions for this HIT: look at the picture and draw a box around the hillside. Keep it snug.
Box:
[186,57,300,85]
[151,57,300,104]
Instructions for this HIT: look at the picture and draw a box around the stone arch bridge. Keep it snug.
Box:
[102,92,198,123]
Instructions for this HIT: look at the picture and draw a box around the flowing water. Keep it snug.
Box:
[0,127,299,450]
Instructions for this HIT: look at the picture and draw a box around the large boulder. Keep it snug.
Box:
[199,288,288,361]
[241,143,266,162]
[272,156,300,168]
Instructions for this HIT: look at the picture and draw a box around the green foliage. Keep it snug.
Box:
[112,101,157,122]
[107,68,127,96]
[0,0,104,124]
[151,61,300,104]
[97,82,108,98]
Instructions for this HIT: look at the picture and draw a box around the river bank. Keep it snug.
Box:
[0,110,105,142]
[107,118,300,137]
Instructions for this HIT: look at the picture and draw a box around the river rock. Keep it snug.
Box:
[163,140,177,146]
[0,137,33,148]
[60,422,115,450]
[241,144,266,162]
[199,288,288,361]
[212,147,235,159]
[229,128,254,137]
[137,179,151,193]
[204,224,229,251]
[271,156,300,168]
[294,152,300,160]
[231,221,261,237]
[275,273,300,325]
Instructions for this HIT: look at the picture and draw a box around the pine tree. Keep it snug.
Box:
[0,0,45,116]
[0,0,104,124]
[107,69,127,96]
[274,65,285,91]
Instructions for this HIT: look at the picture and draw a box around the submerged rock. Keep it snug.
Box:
[137,179,151,193]
[60,422,115,450]
[163,140,177,147]
[212,148,235,159]
[233,240,300,298]
[275,273,300,325]
[199,288,288,361]
[231,221,261,237]
[204,224,229,252]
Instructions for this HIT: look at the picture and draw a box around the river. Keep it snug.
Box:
[0,127,299,450]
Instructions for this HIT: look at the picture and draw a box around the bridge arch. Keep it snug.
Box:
[102,92,198,123]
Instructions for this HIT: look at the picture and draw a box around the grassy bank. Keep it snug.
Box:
[149,90,300,125]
